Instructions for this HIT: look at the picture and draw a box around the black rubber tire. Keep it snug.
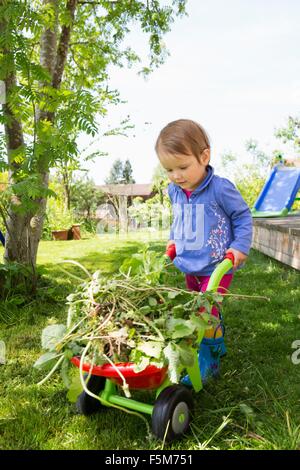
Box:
[76,374,106,416]
[151,385,194,442]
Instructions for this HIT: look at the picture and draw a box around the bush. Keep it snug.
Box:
[234,165,265,208]
[128,195,171,232]
[43,192,76,240]
[0,262,35,300]
[77,217,99,236]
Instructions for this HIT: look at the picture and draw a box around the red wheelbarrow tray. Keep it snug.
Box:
[71,253,235,392]
[71,356,168,390]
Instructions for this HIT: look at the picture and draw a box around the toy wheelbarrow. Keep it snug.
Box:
[71,253,234,442]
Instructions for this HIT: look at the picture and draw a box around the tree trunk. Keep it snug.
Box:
[118,195,128,233]
[2,0,77,281]
[1,2,26,263]
[62,168,71,211]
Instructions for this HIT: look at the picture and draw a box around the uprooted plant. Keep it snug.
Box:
[34,247,268,400]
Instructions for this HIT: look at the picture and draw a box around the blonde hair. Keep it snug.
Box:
[155,119,210,161]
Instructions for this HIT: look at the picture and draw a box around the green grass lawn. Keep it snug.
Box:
[0,233,300,450]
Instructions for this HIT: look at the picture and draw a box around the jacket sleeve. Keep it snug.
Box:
[168,184,175,240]
[216,178,253,255]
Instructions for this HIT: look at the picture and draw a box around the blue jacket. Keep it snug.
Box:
[168,166,253,275]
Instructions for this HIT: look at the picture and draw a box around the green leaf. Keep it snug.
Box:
[41,324,66,351]
[166,318,195,339]
[119,257,142,276]
[61,357,71,388]
[190,313,210,330]
[137,340,163,359]
[212,293,224,303]
[33,351,61,370]
[133,356,150,373]
[148,297,157,307]
[163,343,180,383]
[177,342,195,367]
[139,306,151,314]
[168,291,179,299]
[172,304,185,316]
[66,372,84,403]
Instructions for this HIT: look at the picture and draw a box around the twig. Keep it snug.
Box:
[102,353,130,398]
[37,354,64,386]
[57,259,92,279]
[221,292,270,301]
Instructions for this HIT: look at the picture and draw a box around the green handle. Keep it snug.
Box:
[207,256,234,292]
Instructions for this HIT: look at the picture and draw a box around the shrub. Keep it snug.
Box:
[43,187,76,240]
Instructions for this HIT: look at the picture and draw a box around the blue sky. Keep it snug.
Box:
[79,0,300,184]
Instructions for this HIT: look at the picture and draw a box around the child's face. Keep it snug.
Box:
[159,150,210,190]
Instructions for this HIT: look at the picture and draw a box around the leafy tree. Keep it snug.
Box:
[151,163,168,204]
[128,164,170,232]
[70,176,104,218]
[220,143,268,207]
[221,118,300,208]
[0,0,187,288]
[245,139,270,171]
[105,158,124,184]
[275,116,300,152]
[105,158,135,184]
[122,159,135,184]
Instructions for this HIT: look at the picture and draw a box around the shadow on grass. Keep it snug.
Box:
[41,239,166,278]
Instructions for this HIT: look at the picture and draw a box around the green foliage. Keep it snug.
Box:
[221,116,300,208]
[35,247,222,391]
[78,217,99,236]
[70,176,104,218]
[44,203,75,235]
[0,0,187,256]
[128,190,171,232]
[105,158,124,184]
[275,116,300,150]
[105,158,135,184]
[0,261,35,308]
[151,163,169,205]
[42,179,76,237]
[245,139,270,169]
[122,159,135,184]
[1,238,300,449]
[235,169,265,208]
[221,142,269,207]
[127,165,170,231]
[1,0,188,164]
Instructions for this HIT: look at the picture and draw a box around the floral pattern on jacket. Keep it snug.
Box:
[205,203,230,260]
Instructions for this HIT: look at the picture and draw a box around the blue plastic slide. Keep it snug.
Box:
[252,165,300,218]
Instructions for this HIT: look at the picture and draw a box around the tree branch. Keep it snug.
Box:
[78,1,118,4]
[52,0,78,90]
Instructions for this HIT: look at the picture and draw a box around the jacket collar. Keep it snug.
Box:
[171,165,214,195]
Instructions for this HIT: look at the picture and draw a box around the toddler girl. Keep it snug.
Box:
[155,119,253,384]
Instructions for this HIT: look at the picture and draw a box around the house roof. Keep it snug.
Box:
[96,183,154,197]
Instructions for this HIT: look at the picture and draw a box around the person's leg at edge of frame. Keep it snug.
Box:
[182,273,233,386]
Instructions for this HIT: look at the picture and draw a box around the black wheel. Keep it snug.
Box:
[76,374,106,416]
[152,385,194,442]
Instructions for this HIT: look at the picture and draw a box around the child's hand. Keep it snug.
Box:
[166,240,175,250]
[165,240,176,260]
[225,248,247,270]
